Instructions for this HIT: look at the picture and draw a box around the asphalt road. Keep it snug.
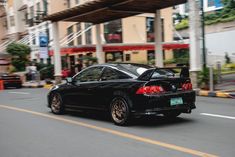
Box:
[0,88,235,157]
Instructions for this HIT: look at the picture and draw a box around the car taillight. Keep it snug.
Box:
[182,83,192,90]
[136,86,165,94]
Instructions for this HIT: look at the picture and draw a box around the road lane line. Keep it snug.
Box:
[8,92,30,95]
[201,113,235,120]
[0,104,217,157]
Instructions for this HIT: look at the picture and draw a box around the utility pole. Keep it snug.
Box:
[189,0,201,89]
[201,0,207,69]
[43,0,51,65]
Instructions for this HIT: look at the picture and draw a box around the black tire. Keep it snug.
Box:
[163,111,181,119]
[50,93,64,114]
[110,97,131,126]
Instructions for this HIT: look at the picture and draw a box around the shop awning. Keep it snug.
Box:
[44,0,186,24]
[49,43,189,56]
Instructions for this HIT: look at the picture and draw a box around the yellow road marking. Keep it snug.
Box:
[0,104,218,157]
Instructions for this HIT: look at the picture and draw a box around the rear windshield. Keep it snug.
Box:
[118,64,152,76]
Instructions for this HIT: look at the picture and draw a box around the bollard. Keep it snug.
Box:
[209,65,214,92]
[0,80,4,90]
[36,72,41,84]
[216,61,222,84]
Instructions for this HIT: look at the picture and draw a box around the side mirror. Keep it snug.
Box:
[66,77,73,83]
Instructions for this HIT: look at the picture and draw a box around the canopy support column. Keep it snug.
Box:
[96,24,104,64]
[52,22,62,84]
[154,10,164,67]
[189,0,201,89]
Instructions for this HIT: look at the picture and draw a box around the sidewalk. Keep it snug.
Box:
[197,73,235,99]
[22,81,44,88]
[23,80,58,89]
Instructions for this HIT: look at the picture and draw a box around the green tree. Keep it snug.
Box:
[222,0,235,9]
[6,43,31,71]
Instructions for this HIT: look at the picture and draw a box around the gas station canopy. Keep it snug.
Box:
[44,0,186,24]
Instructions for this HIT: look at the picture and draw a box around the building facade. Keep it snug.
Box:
[48,0,184,70]
[1,0,188,70]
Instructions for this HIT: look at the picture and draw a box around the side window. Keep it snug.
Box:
[101,68,130,81]
[74,67,103,83]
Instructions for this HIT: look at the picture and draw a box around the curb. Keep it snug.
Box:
[44,84,53,89]
[22,84,44,88]
[196,90,235,99]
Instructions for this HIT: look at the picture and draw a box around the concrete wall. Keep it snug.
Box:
[177,21,235,65]
[122,16,146,43]
[206,29,235,65]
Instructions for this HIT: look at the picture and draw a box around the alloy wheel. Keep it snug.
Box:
[111,98,129,125]
[51,93,63,114]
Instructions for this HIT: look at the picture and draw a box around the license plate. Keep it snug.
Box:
[170,97,183,106]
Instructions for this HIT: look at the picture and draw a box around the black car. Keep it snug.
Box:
[48,63,196,125]
[0,73,22,88]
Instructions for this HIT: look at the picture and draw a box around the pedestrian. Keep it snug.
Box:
[29,63,37,81]
[74,60,83,73]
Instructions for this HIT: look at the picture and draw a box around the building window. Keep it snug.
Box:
[106,52,123,62]
[146,17,165,42]
[85,23,92,44]
[29,6,34,19]
[36,2,40,12]
[161,18,165,42]
[43,0,47,13]
[146,17,154,42]
[67,0,71,8]
[32,37,36,45]
[104,19,122,43]
[208,0,215,7]
[147,50,155,61]
[3,18,7,28]
[125,54,130,61]
[77,23,82,45]
[10,16,15,26]
[24,12,28,25]
[67,26,74,46]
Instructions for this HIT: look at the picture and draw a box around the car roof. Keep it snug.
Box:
[97,63,152,68]
[88,63,152,78]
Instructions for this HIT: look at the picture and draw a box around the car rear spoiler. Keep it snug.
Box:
[138,66,190,81]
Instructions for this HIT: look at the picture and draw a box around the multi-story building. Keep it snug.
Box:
[47,0,187,70]
[0,0,7,45]
[1,0,189,70]
[0,0,26,52]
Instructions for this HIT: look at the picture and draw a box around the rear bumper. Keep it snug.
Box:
[131,90,196,116]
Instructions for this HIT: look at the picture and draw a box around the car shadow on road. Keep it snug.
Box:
[131,116,195,127]
[65,110,195,127]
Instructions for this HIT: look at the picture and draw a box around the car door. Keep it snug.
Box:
[95,67,132,109]
[64,66,104,110]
